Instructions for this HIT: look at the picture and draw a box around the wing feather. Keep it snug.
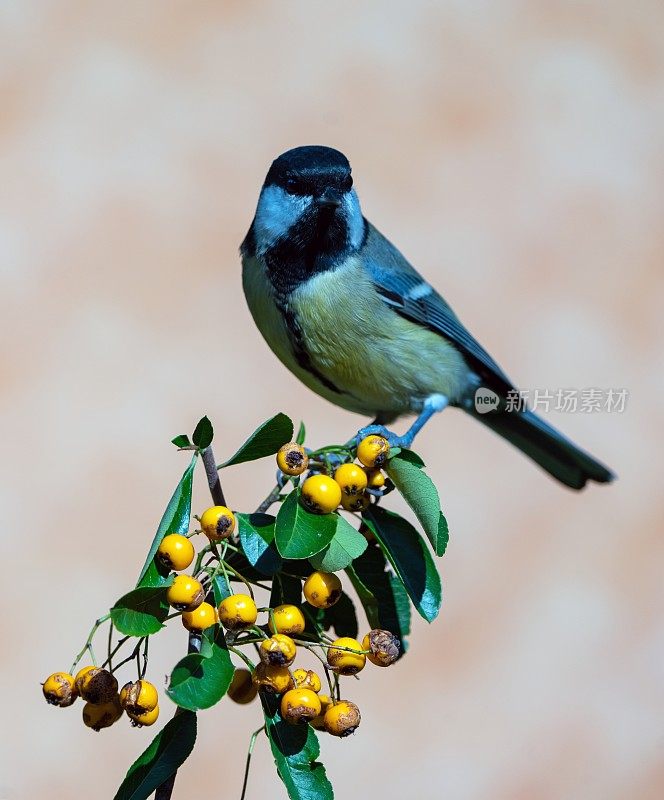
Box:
[362,220,515,395]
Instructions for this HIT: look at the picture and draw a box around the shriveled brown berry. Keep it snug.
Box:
[362,629,401,667]
[79,668,119,704]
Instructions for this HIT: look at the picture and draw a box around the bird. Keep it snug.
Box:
[240,145,614,490]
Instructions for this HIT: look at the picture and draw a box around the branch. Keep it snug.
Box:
[154,445,222,800]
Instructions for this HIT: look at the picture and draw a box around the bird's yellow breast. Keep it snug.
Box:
[243,255,468,417]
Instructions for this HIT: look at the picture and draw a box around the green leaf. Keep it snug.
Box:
[110,585,171,636]
[114,710,197,800]
[262,694,333,800]
[274,491,339,559]
[324,591,358,639]
[166,626,234,711]
[385,451,449,556]
[192,416,213,449]
[238,513,282,575]
[309,516,368,571]
[171,434,191,448]
[219,413,294,468]
[346,545,411,644]
[295,421,306,445]
[270,574,302,607]
[363,506,441,623]
[211,572,232,605]
[136,455,196,588]
[392,448,426,468]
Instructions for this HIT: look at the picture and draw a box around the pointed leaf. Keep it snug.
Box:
[270,574,302,607]
[363,506,442,622]
[324,591,358,639]
[212,572,232,605]
[113,710,197,800]
[262,693,333,800]
[137,455,196,588]
[385,451,449,555]
[274,491,339,559]
[219,413,294,468]
[171,434,191,448]
[110,585,172,636]
[166,626,234,711]
[295,421,306,445]
[192,416,213,449]
[309,516,368,571]
[346,546,411,646]
[238,513,282,575]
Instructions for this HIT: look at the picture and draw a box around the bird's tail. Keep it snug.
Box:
[464,406,614,489]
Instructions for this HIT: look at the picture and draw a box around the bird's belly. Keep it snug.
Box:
[291,260,469,415]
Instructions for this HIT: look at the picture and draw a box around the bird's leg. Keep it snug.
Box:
[355,394,449,450]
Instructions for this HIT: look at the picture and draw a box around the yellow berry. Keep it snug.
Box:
[365,468,386,489]
[300,475,342,514]
[357,435,390,468]
[252,663,294,694]
[199,505,236,542]
[293,668,322,693]
[78,667,119,704]
[128,704,160,727]
[166,575,205,612]
[362,629,401,667]
[259,634,297,667]
[82,696,123,731]
[311,693,333,729]
[340,492,370,512]
[119,680,159,714]
[277,443,309,476]
[280,688,322,725]
[269,604,306,636]
[333,463,368,496]
[42,672,77,707]
[303,571,342,609]
[74,665,96,694]
[227,669,258,704]
[217,593,257,631]
[326,637,366,675]
[182,601,217,632]
[157,534,194,571]
[324,700,361,737]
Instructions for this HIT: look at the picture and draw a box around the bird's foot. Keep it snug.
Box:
[353,425,411,450]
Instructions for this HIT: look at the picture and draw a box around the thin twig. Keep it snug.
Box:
[240,726,265,800]
[155,444,223,800]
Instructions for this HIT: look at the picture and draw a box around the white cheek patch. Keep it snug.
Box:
[406,282,433,301]
[343,189,365,250]
[254,185,312,254]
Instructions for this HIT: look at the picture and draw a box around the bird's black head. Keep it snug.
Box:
[243,146,366,296]
[264,146,353,200]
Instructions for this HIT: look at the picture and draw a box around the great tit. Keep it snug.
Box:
[241,145,613,490]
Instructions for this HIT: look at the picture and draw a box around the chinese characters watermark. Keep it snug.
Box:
[474,388,629,414]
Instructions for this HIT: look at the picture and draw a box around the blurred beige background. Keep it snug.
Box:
[1,1,663,798]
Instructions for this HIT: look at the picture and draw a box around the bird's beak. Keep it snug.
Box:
[316,188,342,209]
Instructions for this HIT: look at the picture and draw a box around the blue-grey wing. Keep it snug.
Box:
[361,220,515,394]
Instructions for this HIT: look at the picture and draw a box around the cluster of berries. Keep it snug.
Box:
[42,668,160,732]
[278,434,390,514]
[42,433,400,740]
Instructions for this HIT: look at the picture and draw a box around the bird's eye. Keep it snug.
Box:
[341,174,353,192]
[285,177,300,195]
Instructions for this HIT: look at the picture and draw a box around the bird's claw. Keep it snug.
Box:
[354,425,412,450]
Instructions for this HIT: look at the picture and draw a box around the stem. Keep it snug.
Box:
[70,614,111,674]
[155,444,223,800]
[240,726,265,800]
[229,646,256,671]
[202,446,226,506]
[256,484,281,513]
